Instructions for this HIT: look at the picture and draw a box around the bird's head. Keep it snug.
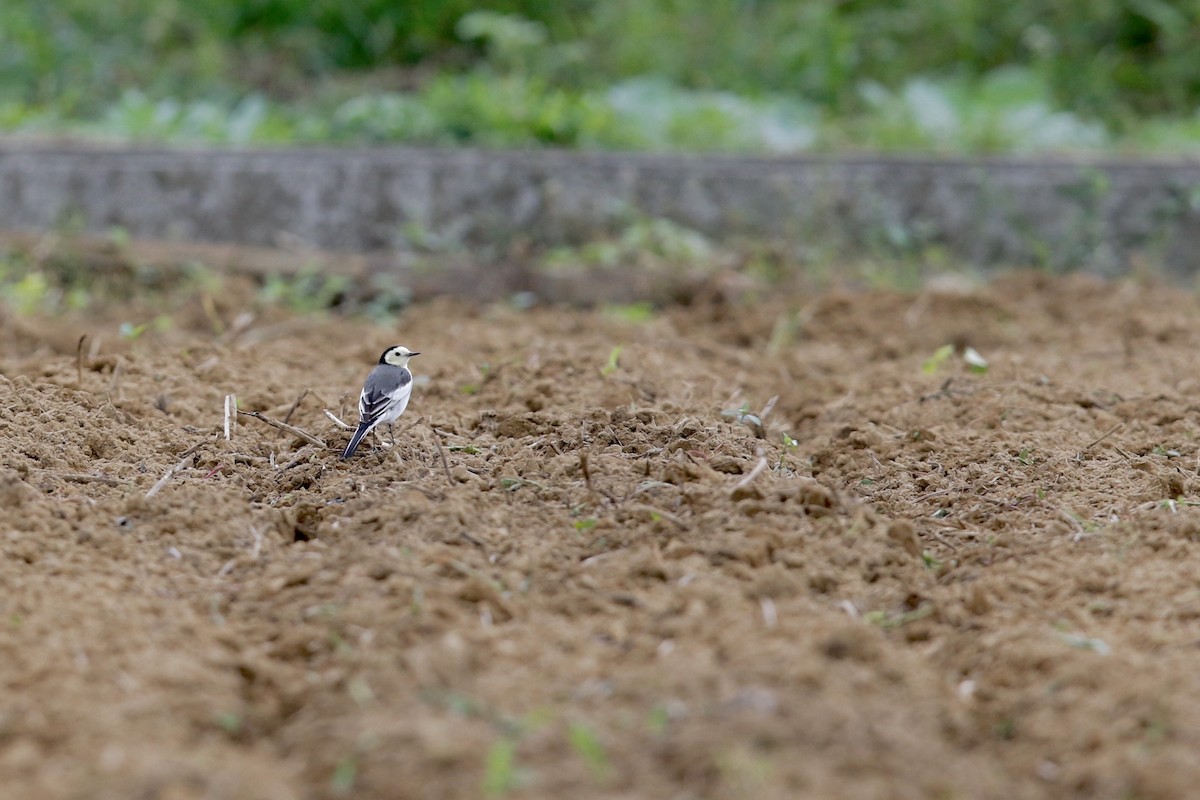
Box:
[380,345,420,367]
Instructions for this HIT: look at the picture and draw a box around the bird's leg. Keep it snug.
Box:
[389,423,396,448]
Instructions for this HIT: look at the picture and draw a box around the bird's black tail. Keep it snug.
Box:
[341,422,372,460]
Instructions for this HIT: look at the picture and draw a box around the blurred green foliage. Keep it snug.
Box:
[584,0,1200,122]
[1,0,1198,152]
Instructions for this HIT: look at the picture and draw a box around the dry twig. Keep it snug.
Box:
[280,389,309,429]
[237,409,326,448]
[138,443,205,501]
[278,449,317,471]
[1077,422,1124,459]
[759,395,779,422]
[145,454,194,500]
[76,335,86,386]
[428,425,454,485]
[628,503,687,529]
[323,409,353,430]
[580,452,594,492]
[732,456,769,490]
[107,359,123,398]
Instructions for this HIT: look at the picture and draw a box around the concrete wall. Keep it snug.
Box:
[2,145,1200,274]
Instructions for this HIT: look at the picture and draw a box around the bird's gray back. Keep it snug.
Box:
[360,364,413,420]
[364,364,412,397]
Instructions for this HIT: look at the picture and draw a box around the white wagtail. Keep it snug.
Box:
[341,345,419,460]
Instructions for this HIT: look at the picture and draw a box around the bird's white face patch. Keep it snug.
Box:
[383,346,416,367]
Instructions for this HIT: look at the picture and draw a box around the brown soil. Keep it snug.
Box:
[2,270,1200,799]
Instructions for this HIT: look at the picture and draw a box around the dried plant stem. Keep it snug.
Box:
[145,454,193,500]
[224,394,236,440]
[1078,423,1124,457]
[237,410,326,448]
[627,503,687,529]
[759,395,779,422]
[323,409,353,430]
[280,389,309,429]
[733,456,769,490]
[107,359,124,398]
[580,452,594,492]
[76,335,87,386]
[428,425,454,485]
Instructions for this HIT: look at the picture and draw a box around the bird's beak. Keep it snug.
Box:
[409,352,421,357]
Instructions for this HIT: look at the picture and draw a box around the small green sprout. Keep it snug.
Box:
[922,343,988,374]
[568,723,611,779]
[604,302,655,323]
[646,706,670,734]
[922,344,955,374]
[215,711,242,734]
[721,403,762,430]
[600,345,623,377]
[483,737,520,796]
[119,321,148,340]
[331,755,358,794]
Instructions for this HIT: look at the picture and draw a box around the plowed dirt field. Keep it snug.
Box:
[3,269,1200,799]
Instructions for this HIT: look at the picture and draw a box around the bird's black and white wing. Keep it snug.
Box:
[358,366,413,427]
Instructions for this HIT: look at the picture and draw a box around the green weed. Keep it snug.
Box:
[483,737,521,796]
[603,302,655,323]
[215,711,242,735]
[864,604,934,629]
[922,344,955,374]
[567,723,611,780]
[600,345,623,377]
[258,264,351,313]
[330,755,357,795]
